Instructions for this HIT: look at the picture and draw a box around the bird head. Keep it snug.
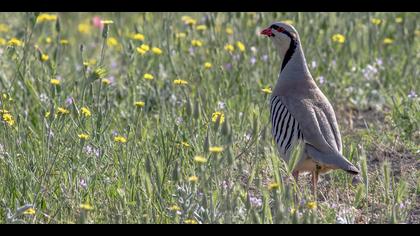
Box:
[261,22,298,45]
[261,22,299,70]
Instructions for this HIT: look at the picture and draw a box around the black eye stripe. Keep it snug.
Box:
[270,26,295,39]
[270,24,288,34]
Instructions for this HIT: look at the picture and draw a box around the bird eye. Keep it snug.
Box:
[270,25,279,30]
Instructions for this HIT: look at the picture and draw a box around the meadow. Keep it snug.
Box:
[0,12,418,224]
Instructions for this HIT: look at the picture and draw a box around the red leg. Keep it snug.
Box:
[311,171,319,198]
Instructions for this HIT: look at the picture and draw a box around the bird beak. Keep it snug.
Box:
[260,27,274,37]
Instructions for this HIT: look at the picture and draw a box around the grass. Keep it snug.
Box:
[0,12,418,224]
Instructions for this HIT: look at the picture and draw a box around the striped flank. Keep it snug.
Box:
[270,96,303,156]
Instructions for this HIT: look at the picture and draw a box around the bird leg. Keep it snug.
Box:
[311,168,320,199]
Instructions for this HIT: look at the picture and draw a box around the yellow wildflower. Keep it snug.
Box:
[261,87,272,94]
[92,67,107,80]
[306,201,317,210]
[102,79,111,85]
[114,136,127,143]
[225,27,234,35]
[236,41,246,52]
[196,25,207,31]
[191,39,203,47]
[136,47,147,55]
[181,16,196,25]
[188,175,198,183]
[209,146,224,153]
[8,38,23,47]
[383,38,394,44]
[136,44,150,55]
[151,47,163,55]
[78,133,89,140]
[81,107,91,117]
[173,79,188,85]
[50,79,60,85]
[23,208,36,215]
[194,155,207,164]
[130,33,145,41]
[41,54,49,62]
[36,13,57,23]
[107,37,119,47]
[140,44,150,51]
[268,182,280,190]
[184,219,198,224]
[371,18,382,25]
[78,23,91,34]
[100,20,114,25]
[1,94,12,103]
[60,39,69,45]
[224,44,235,53]
[176,32,187,38]
[143,73,154,80]
[181,141,190,148]
[332,34,346,44]
[57,107,70,115]
[0,38,6,46]
[168,205,181,212]
[88,58,97,66]
[211,111,225,124]
[45,37,52,44]
[80,203,94,211]
[2,113,15,126]
[204,62,212,69]
[134,101,145,108]
[0,24,9,33]
[395,17,403,23]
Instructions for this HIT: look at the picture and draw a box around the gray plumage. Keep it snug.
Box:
[261,22,359,184]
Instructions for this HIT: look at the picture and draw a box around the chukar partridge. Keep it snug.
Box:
[261,22,359,193]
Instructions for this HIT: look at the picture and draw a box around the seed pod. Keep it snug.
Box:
[31,12,39,26]
[145,156,152,174]
[221,117,230,136]
[193,98,200,120]
[102,24,109,39]
[203,133,209,153]
[55,17,61,33]
[36,48,42,61]
[185,98,192,117]
[172,161,180,182]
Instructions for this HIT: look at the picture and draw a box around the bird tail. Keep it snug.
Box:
[305,144,360,175]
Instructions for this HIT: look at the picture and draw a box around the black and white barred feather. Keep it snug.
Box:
[270,96,303,157]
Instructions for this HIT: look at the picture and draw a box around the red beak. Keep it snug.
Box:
[260,27,274,37]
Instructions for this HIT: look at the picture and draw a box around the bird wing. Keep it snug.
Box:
[278,92,358,174]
